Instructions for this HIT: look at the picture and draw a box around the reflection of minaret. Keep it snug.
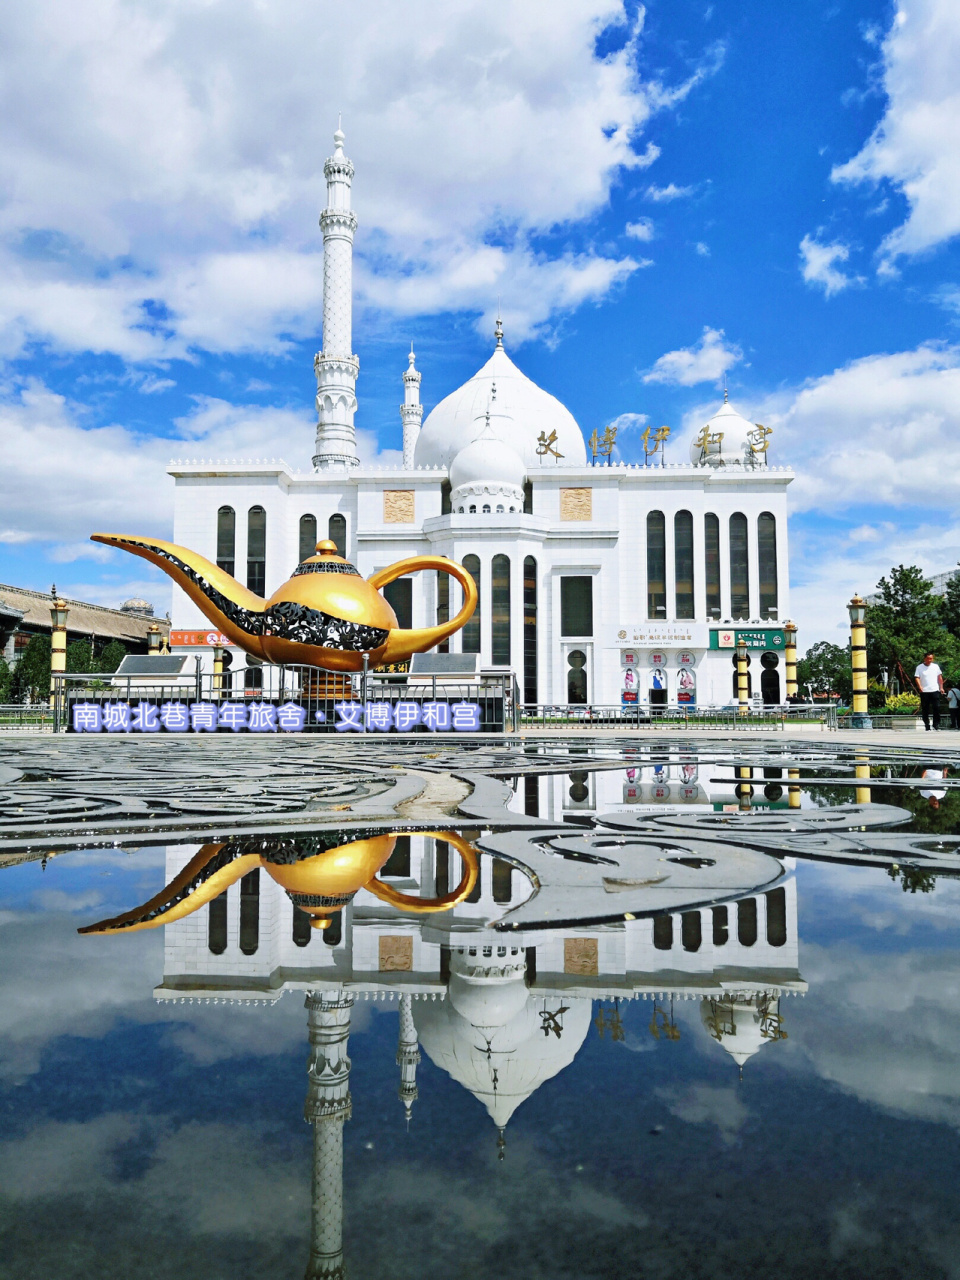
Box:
[304,991,353,1280]
[396,993,420,1126]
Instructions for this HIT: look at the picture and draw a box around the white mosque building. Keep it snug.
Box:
[169,129,793,708]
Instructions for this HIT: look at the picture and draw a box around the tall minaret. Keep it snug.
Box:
[396,993,421,1125]
[313,128,360,471]
[400,347,422,470]
[304,990,354,1280]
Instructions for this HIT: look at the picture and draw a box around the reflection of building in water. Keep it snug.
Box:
[155,835,805,1104]
[304,991,352,1280]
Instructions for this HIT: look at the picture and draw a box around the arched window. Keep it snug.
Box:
[436,569,450,654]
[239,869,260,955]
[322,915,342,947]
[216,506,235,576]
[482,504,491,514]
[766,888,787,947]
[647,511,666,619]
[492,860,513,904]
[674,510,694,620]
[208,892,227,955]
[462,555,481,653]
[328,513,346,557]
[469,504,476,514]
[704,513,721,618]
[758,512,778,619]
[292,906,312,947]
[523,556,538,704]
[299,514,317,562]
[729,512,749,620]
[681,911,702,952]
[440,480,452,515]
[496,504,504,514]
[737,897,757,947]
[247,506,266,595]
[653,915,673,950]
[712,905,728,945]
[491,554,510,665]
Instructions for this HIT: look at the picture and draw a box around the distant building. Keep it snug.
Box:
[0,583,168,668]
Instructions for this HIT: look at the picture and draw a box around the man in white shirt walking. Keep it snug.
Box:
[914,653,945,731]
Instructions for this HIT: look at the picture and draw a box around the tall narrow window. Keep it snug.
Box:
[737,897,757,947]
[653,915,673,950]
[299,514,317,562]
[435,839,449,896]
[766,887,787,947]
[705,513,721,618]
[646,511,666,619]
[491,554,511,665]
[758,512,778,619]
[560,577,593,636]
[440,480,452,515]
[247,505,266,595]
[383,579,412,629]
[523,480,533,514]
[436,570,450,654]
[524,774,540,815]
[239,869,260,955]
[462,555,481,653]
[729,512,749,620]
[292,906,312,947]
[523,556,538,704]
[674,510,694,620]
[681,911,702,952]
[323,915,342,947]
[492,860,512,903]
[382,836,411,878]
[712,905,728,946]
[328,513,346,557]
[208,892,227,955]
[216,506,235,576]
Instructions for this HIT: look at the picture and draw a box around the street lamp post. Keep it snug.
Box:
[783,621,798,701]
[147,623,162,655]
[49,590,69,712]
[848,594,871,730]
[212,645,224,700]
[736,638,749,717]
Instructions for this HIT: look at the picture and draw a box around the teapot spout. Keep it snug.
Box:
[91,533,268,658]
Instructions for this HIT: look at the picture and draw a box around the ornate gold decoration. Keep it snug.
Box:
[383,490,415,523]
[536,429,564,460]
[563,936,598,975]
[589,424,618,465]
[748,424,772,456]
[641,424,671,466]
[79,830,480,936]
[559,488,592,521]
[89,535,477,672]
[649,998,681,1041]
[594,1000,625,1041]
[694,425,724,463]
[379,935,414,971]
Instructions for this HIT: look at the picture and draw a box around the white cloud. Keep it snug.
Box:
[695,241,710,256]
[833,0,960,268]
[644,182,695,202]
[0,1,722,359]
[656,1084,749,1145]
[625,218,654,241]
[799,234,861,296]
[643,325,742,385]
[606,411,648,432]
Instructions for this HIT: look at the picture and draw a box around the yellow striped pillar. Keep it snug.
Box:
[48,595,69,709]
[848,595,871,729]
[212,646,224,701]
[784,621,798,700]
[736,640,749,717]
[788,767,801,809]
[855,752,871,806]
[737,765,753,811]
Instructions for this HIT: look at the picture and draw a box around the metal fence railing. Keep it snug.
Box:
[49,667,519,734]
[0,703,57,731]
[518,703,838,732]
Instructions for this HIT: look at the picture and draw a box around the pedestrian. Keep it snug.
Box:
[948,683,960,731]
[914,653,945,731]
[920,766,949,810]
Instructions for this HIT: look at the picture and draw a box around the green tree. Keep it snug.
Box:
[65,639,95,673]
[10,634,51,702]
[866,564,959,687]
[940,566,960,638]
[796,640,852,702]
[0,656,11,703]
[97,640,127,673]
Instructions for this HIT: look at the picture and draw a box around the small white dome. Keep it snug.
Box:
[690,398,766,467]
[120,597,154,615]
[414,339,587,471]
[700,994,785,1071]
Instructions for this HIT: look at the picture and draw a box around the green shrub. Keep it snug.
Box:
[884,692,921,716]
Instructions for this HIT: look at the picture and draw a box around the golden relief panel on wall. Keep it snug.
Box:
[564,936,599,976]
[379,934,414,971]
[383,490,416,524]
[559,488,592,521]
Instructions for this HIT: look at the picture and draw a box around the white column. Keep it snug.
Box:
[304,990,353,1280]
[400,348,422,470]
[313,129,360,471]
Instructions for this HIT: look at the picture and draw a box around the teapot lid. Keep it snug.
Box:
[293,540,361,578]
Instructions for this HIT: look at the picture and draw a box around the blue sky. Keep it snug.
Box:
[1,0,959,646]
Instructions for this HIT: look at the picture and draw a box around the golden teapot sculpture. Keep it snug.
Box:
[90,534,478,672]
[80,829,479,935]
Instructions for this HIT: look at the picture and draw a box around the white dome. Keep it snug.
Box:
[414,341,587,471]
[700,994,784,1070]
[689,398,765,467]
[415,988,592,1128]
[449,416,525,512]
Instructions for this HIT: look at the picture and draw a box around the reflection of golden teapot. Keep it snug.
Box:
[90,534,477,672]
[80,830,479,934]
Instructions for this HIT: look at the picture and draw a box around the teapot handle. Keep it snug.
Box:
[365,832,479,912]
[368,555,478,662]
